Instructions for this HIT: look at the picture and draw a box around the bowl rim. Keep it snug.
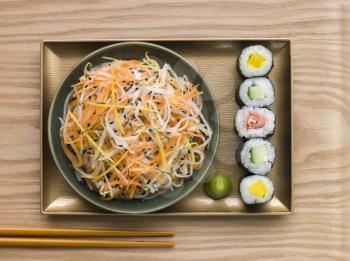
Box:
[48,41,220,214]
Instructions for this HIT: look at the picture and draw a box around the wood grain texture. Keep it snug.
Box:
[0,0,349,260]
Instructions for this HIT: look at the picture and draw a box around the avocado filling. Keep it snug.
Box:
[247,53,266,68]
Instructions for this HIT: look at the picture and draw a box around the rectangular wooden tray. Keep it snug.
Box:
[41,39,292,215]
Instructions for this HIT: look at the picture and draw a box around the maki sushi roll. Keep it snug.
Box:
[237,77,275,107]
[239,45,273,78]
[238,138,275,175]
[240,175,274,204]
[235,106,275,139]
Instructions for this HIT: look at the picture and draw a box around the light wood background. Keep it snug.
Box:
[0,0,349,260]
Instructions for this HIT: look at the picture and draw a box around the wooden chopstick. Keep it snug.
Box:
[0,228,175,237]
[0,237,174,248]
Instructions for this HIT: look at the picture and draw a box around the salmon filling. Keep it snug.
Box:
[245,111,266,129]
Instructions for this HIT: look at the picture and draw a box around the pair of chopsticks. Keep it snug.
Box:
[0,228,175,248]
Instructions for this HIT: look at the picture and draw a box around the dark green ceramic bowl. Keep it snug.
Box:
[48,42,219,214]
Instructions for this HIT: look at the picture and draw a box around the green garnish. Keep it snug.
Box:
[204,170,232,199]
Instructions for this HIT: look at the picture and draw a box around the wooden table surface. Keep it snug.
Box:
[0,0,349,260]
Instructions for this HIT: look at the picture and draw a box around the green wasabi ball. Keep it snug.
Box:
[204,170,232,199]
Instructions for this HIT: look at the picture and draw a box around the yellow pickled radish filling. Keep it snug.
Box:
[247,52,266,68]
[248,180,267,197]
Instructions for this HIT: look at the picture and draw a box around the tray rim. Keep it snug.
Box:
[40,38,293,216]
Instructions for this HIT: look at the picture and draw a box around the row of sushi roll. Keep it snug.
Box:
[235,45,276,205]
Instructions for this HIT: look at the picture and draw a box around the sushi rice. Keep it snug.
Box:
[240,175,274,204]
[238,77,275,107]
[235,106,275,139]
[239,45,273,77]
[239,138,275,175]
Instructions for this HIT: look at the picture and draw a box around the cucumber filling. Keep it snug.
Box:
[250,145,268,164]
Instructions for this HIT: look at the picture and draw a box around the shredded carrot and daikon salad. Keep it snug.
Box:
[60,54,212,200]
